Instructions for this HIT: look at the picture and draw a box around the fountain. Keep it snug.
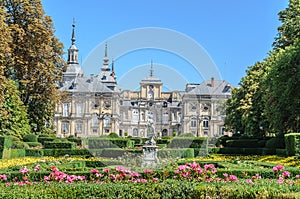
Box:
[142,135,158,168]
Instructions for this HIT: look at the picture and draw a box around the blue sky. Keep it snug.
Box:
[41,0,288,90]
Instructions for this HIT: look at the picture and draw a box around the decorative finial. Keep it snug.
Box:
[150,60,154,77]
[71,18,76,45]
[105,43,108,57]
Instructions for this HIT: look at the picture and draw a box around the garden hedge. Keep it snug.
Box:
[0,180,299,199]
[23,134,38,142]
[225,139,264,148]
[43,149,91,157]
[85,138,134,149]
[44,141,76,149]
[38,137,55,145]
[25,149,44,157]
[158,148,194,158]
[284,133,300,156]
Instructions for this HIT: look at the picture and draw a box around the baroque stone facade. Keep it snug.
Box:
[54,25,231,138]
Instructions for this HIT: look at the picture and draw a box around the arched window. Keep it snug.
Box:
[92,114,99,126]
[190,117,197,128]
[162,129,168,137]
[132,110,139,123]
[133,128,138,137]
[104,115,110,127]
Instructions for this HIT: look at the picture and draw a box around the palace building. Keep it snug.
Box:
[54,24,232,138]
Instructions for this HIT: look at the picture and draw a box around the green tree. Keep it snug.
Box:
[0,78,31,139]
[264,41,300,134]
[2,0,65,134]
[0,5,11,108]
[274,0,300,50]
[225,87,245,134]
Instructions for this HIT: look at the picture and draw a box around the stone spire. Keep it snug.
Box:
[67,20,79,64]
[150,60,154,77]
[101,43,110,71]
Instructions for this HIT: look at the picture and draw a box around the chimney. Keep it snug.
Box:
[211,77,214,87]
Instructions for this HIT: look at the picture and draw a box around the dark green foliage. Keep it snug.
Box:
[90,148,142,158]
[26,142,42,147]
[168,137,209,148]
[218,147,244,155]
[85,161,107,168]
[37,137,55,145]
[107,132,119,138]
[130,137,146,146]
[276,149,287,157]
[265,137,285,149]
[23,133,38,142]
[25,148,44,157]
[155,138,171,145]
[44,141,75,149]
[43,149,91,157]
[67,137,82,146]
[158,148,194,158]
[86,138,134,149]
[226,139,265,148]
[285,133,300,156]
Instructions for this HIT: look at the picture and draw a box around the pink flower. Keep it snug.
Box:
[20,167,29,175]
[174,170,179,174]
[289,180,295,185]
[130,172,140,178]
[223,173,228,178]
[277,177,284,184]
[102,168,110,173]
[44,176,50,181]
[137,178,147,183]
[282,171,290,178]
[245,179,254,184]
[34,165,41,172]
[95,173,104,178]
[295,174,300,179]
[229,175,238,182]
[205,178,211,183]
[0,174,7,181]
[144,169,154,174]
[152,178,159,182]
[273,165,285,173]
[178,165,188,171]
[5,182,10,187]
[90,169,99,174]
[189,162,199,169]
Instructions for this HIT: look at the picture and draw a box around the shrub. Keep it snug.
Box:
[155,138,171,145]
[67,137,82,146]
[26,142,42,148]
[276,149,287,157]
[284,133,300,156]
[23,134,38,142]
[25,149,44,157]
[43,149,91,157]
[168,137,208,148]
[86,138,134,149]
[11,141,29,149]
[218,147,244,155]
[0,136,13,149]
[108,133,119,138]
[38,137,55,145]
[179,133,195,137]
[44,141,76,149]
[265,137,285,149]
[226,139,264,148]
[10,149,25,158]
[158,148,194,158]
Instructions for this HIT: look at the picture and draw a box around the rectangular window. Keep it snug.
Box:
[93,128,97,133]
[62,121,69,134]
[191,119,197,128]
[76,103,83,117]
[76,121,83,133]
[92,114,99,126]
[203,120,209,129]
[62,103,70,117]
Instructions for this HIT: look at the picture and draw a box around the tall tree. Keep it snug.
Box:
[0,79,31,139]
[264,41,300,134]
[2,0,65,134]
[274,0,300,50]
[0,5,11,107]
